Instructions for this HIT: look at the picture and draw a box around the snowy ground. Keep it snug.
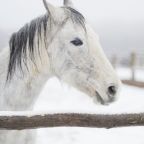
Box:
[117,67,144,81]
[34,67,144,144]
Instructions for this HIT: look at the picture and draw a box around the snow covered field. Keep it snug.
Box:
[117,67,144,81]
[34,67,144,144]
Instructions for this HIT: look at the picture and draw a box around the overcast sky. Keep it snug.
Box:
[0,0,144,30]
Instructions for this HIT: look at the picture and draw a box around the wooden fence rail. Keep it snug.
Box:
[0,113,144,130]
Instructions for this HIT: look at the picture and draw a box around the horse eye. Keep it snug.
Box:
[71,38,83,46]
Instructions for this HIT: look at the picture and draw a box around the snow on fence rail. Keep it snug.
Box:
[0,113,144,130]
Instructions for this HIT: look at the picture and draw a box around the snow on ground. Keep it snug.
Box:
[117,67,144,81]
[34,68,144,144]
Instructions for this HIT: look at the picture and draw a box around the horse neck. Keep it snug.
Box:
[0,46,52,111]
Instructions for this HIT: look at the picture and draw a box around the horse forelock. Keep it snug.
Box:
[65,7,86,30]
[7,7,86,81]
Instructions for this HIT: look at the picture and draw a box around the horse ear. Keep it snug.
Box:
[43,0,64,22]
[64,0,74,8]
[43,0,56,15]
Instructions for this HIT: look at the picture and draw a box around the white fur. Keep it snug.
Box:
[0,0,121,144]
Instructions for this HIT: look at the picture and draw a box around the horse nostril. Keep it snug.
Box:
[108,85,117,96]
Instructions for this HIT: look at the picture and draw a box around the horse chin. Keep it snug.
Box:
[94,91,106,105]
[93,91,116,106]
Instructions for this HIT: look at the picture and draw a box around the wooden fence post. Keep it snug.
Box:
[130,52,137,81]
[111,55,118,68]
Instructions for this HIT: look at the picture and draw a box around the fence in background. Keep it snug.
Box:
[110,51,144,81]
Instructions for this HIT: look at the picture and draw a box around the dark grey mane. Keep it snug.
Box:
[65,7,85,30]
[7,7,85,81]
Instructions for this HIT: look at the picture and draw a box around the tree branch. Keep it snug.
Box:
[0,113,144,130]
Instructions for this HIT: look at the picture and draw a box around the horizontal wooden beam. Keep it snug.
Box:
[122,80,144,88]
[0,113,144,130]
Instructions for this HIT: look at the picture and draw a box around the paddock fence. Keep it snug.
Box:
[110,51,144,85]
[0,113,144,130]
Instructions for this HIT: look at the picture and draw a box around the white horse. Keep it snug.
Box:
[0,0,121,143]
